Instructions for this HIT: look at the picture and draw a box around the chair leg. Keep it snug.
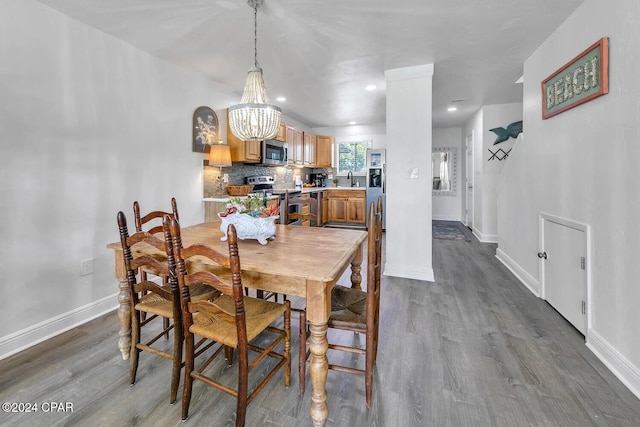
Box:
[224,346,235,365]
[236,347,249,427]
[284,300,291,387]
[365,328,375,408]
[181,333,195,421]
[163,317,170,340]
[170,318,183,404]
[129,310,141,385]
[299,310,307,395]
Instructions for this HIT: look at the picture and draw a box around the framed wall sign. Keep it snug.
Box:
[192,106,219,153]
[541,37,609,120]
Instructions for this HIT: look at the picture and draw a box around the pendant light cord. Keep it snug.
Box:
[253,2,258,68]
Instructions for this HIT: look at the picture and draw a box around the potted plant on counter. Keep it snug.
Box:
[218,194,280,245]
[332,178,338,187]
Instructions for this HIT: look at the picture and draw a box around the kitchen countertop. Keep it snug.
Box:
[203,187,365,202]
[203,194,280,203]
[301,186,365,193]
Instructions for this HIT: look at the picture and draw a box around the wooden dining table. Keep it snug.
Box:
[107,220,367,427]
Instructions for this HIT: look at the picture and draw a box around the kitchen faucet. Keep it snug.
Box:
[347,171,355,187]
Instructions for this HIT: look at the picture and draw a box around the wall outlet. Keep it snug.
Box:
[80,258,94,276]
[223,173,229,183]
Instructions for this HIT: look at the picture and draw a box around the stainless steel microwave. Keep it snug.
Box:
[261,140,288,166]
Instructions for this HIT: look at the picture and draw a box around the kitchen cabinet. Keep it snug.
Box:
[326,189,366,224]
[316,135,333,168]
[286,125,304,165]
[226,111,261,163]
[204,201,227,222]
[303,132,317,166]
[274,121,286,142]
[321,191,329,225]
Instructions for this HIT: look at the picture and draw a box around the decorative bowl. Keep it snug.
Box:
[218,212,278,245]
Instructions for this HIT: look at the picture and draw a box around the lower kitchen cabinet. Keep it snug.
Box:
[321,192,329,225]
[326,189,366,225]
[204,201,227,222]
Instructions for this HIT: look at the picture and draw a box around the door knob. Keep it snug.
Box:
[537,252,548,259]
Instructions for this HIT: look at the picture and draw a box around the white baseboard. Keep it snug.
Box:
[383,263,435,282]
[432,215,462,221]
[472,228,498,243]
[0,293,118,360]
[495,248,540,297]
[587,329,640,401]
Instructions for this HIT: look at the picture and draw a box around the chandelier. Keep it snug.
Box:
[228,0,282,141]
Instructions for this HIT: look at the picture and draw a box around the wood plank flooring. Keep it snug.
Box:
[2,230,639,426]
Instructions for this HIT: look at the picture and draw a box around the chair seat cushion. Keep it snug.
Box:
[190,282,220,301]
[189,295,286,348]
[135,282,217,318]
[329,285,367,331]
[135,285,173,318]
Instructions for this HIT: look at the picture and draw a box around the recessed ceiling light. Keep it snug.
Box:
[276,96,286,102]
[349,121,357,125]
[365,85,376,91]
[447,107,457,112]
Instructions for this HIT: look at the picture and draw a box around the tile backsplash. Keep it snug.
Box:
[203,163,334,197]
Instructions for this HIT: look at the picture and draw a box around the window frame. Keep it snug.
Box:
[334,139,372,176]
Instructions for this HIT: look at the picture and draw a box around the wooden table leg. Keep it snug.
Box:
[350,243,363,290]
[308,322,329,427]
[117,278,131,360]
[113,252,131,360]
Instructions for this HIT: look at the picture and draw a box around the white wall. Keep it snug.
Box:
[0,0,237,358]
[432,127,463,220]
[383,64,434,282]
[496,0,640,397]
[463,103,522,242]
[313,123,386,146]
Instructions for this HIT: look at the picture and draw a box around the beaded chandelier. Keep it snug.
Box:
[228,0,282,141]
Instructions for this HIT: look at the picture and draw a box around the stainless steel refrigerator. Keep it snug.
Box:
[366,148,386,229]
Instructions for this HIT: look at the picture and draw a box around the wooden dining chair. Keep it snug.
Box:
[283,191,318,227]
[299,198,383,407]
[167,218,291,426]
[133,198,179,333]
[117,211,217,404]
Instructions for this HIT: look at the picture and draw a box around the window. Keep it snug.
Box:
[336,140,371,175]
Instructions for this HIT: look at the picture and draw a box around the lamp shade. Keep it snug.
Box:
[208,144,232,167]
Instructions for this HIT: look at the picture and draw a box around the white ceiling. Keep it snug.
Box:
[35,0,584,129]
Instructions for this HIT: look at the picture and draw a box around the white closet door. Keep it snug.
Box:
[543,219,587,335]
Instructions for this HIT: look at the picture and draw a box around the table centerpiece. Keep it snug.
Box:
[218,194,280,245]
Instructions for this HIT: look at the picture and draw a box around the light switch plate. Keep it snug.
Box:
[80,258,93,276]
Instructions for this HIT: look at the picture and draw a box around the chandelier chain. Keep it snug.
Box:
[253,2,258,68]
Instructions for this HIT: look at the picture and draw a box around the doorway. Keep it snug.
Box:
[464,131,474,228]
[540,213,589,336]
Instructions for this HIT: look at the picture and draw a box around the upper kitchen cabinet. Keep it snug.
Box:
[287,125,304,166]
[303,132,317,166]
[226,110,261,163]
[315,135,333,168]
[274,121,286,142]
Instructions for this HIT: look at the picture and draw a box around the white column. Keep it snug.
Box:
[383,64,434,282]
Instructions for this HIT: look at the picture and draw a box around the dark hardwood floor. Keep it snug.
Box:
[2,231,639,426]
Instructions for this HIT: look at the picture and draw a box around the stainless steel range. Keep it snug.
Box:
[246,175,276,192]
[245,176,302,198]
[246,176,303,224]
